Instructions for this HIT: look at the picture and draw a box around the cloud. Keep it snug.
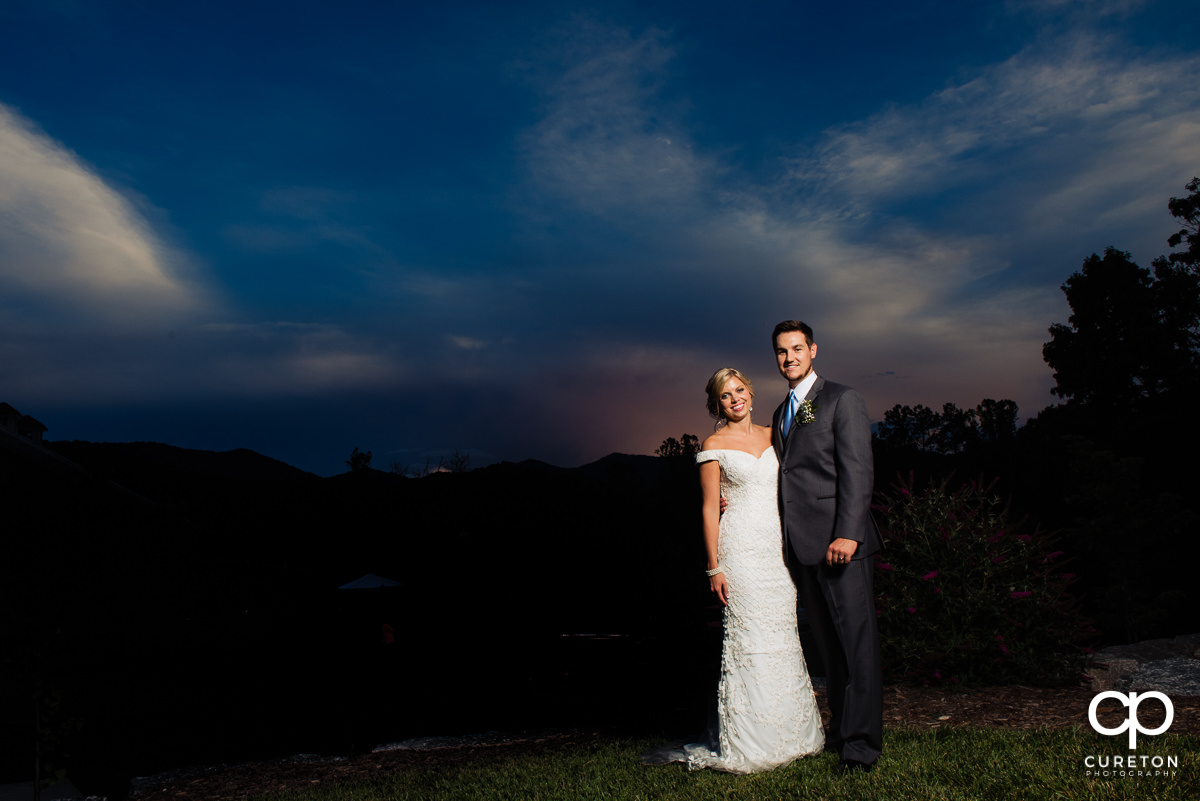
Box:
[223,186,378,253]
[734,34,1200,407]
[11,321,406,406]
[10,14,1199,470]
[792,35,1200,222]
[521,19,710,222]
[0,102,210,326]
[1004,0,1148,19]
[515,22,1200,443]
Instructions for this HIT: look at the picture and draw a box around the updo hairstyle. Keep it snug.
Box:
[705,367,755,422]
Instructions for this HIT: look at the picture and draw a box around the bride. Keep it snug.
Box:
[645,367,823,773]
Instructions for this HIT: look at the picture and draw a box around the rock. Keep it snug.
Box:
[1096,634,1200,663]
[1129,658,1200,697]
[1087,657,1139,692]
[1084,634,1200,693]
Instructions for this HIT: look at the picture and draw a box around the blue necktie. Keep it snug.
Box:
[782,391,798,438]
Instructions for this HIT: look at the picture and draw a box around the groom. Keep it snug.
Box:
[771,320,883,774]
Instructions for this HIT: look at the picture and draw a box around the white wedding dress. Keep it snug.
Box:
[644,446,824,774]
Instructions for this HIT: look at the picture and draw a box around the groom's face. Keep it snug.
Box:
[775,331,817,388]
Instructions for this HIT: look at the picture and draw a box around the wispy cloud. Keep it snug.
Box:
[792,35,1200,222]
[0,102,210,326]
[223,186,377,253]
[7,9,1198,470]
[521,19,710,222]
[1005,0,1148,19]
[513,20,1200,440]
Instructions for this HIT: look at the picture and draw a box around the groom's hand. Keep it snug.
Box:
[826,538,858,566]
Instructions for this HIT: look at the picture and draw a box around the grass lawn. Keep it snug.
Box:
[251,728,1198,801]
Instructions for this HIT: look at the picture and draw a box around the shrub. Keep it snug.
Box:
[873,476,1091,686]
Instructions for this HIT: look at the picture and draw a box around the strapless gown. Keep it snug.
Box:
[644,446,824,773]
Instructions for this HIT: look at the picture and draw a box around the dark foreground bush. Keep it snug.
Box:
[874,476,1091,686]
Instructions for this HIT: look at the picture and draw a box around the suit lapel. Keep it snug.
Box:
[805,376,825,404]
[779,376,825,458]
[772,398,787,460]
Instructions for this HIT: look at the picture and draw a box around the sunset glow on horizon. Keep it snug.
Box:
[2,0,1198,474]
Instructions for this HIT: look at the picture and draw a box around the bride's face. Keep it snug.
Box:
[718,378,752,422]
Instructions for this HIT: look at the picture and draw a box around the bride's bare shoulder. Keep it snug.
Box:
[700,431,728,452]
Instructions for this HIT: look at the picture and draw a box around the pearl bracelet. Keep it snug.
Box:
[705,566,723,577]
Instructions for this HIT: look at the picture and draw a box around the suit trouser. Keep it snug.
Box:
[792,555,883,764]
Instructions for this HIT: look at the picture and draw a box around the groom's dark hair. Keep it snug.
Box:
[772,320,814,348]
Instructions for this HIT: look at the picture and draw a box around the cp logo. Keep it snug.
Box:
[1088,691,1174,749]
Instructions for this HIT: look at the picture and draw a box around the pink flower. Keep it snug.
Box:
[907,606,917,614]
[933,587,942,594]
[1010,591,1032,598]
[876,610,882,617]
[950,677,959,684]
[933,671,942,679]
[922,571,938,580]
[900,488,910,496]
[991,555,1006,563]
[877,562,895,572]
[1046,551,1064,560]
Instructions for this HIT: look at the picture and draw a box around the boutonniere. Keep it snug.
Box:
[797,399,817,425]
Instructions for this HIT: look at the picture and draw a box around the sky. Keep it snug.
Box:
[2,0,1198,475]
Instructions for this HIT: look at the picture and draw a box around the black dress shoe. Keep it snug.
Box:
[836,759,874,775]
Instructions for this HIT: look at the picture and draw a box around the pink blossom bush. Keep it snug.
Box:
[873,476,1089,686]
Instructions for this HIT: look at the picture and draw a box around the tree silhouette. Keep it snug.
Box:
[655,434,699,460]
[1043,179,1200,425]
[1043,248,1167,414]
[1162,176,1200,269]
[975,399,1018,444]
[445,449,471,473]
[875,404,942,453]
[874,400,1015,456]
[934,402,978,454]
[345,446,373,472]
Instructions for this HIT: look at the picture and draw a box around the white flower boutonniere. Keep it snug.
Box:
[797,399,817,425]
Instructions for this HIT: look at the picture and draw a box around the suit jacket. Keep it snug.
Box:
[773,376,882,566]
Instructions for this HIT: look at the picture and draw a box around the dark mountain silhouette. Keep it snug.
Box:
[2,438,712,798]
[49,440,318,482]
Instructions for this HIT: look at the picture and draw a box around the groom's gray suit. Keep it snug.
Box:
[773,376,883,766]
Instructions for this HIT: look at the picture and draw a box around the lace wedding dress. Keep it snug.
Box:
[644,447,824,774]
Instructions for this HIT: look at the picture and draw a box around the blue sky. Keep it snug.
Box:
[2,0,1198,474]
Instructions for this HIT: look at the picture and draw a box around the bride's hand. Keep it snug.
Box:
[710,572,730,606]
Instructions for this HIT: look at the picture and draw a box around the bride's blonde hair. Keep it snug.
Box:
[705,367,755,423]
